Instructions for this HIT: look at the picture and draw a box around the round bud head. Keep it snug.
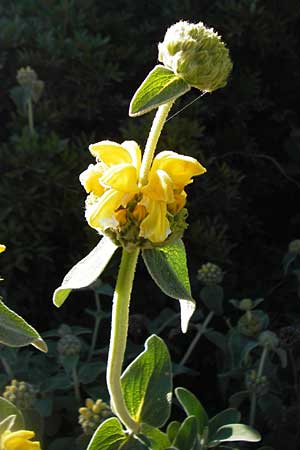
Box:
[197,262,224,286]
[2,379,36,409]
[158,21,233,92]
[245,370,269,396]
[57,334,81,356]
[258,330,279,349]
[78,398,112,435]
[238,311,264,337]
[16,66,37,87]
[288,239,300,254]
[239,298,254,311]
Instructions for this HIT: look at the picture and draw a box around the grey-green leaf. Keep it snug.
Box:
[129,65,191,117]
[173,416,198,450]
[0,398,24,430]
[87,417,127,450]
[53,237,118,307]
[167,421,181,444]
[121,334,172,427]
[0,300,47,352]
[175,387,208,435]
[142,240,195,332]
[209,423,261,446]
[208,409,241,441]
[140,423,171,450]
[200,286,224,315]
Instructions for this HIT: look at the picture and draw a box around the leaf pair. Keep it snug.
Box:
[53,236,196,333]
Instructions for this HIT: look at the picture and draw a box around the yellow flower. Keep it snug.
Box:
[0,244,6,253]
[1,430,41,450]
[80,140,206,245]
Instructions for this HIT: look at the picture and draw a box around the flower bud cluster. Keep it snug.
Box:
[197,262,223,286]
[2,379,36,409]
[238,311,264,337]
[16,66,44,103]
[158,21,233,92]
[79,398,112,435]
[245,370,269,396]
[288,239,300,254]
[57,334,81,356]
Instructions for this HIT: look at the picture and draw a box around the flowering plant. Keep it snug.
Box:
[53,20,261,450]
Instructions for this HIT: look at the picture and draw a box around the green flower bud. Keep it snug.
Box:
[158,21,233,92]
[78,398,112,435]
[197,262,224,286]
[16,66,37,87]
[57,334,81,356]
[238,311,264,337]
[288,239,300,254]
[2,379,36,409]
[239,298,254,311]
[258,330,279,349]
[245,370,269,396]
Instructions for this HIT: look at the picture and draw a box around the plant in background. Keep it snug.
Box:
[11,66,44,135]
[53,20,260,450]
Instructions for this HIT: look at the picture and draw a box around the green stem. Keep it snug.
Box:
[249,346,268,427]
[139,101,174,186]
[179,311,214,367]
[87,290,101,362]
[106,248,140,433]
[0,357,13,378]
[28,98,34,135]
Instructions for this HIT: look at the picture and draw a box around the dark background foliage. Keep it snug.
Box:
[1,0,300,448]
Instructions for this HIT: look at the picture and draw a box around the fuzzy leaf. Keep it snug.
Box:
[129,65,190,117]
[140,424,171,450]
[0,300,47,352]
[175,387,208,434]
[87,417,127,450]
[53,237,118,307]
[209,423,261,445]
[0,398,24,430]
[121,335,172,427]
[173,416,198,450]
[142,240,195,332]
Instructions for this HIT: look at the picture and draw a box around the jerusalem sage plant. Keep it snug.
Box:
[53,21,260,450]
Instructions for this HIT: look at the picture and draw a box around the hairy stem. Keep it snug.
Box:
[139,101,174,186]
[72,365,80,401]
[249,346,268,427]
[179,310,214,367]
[106,248,140,433]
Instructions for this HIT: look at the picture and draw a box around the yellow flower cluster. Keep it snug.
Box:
[80,140,206,245]
[0,430,41,450]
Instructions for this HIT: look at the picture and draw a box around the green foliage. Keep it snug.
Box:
[53,237,118,307]
[0,298,47,351]
[129,65,190,117]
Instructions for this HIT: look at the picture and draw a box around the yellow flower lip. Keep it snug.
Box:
[0,244,6,253]
[81,140,206,245]
[1,429,41,450]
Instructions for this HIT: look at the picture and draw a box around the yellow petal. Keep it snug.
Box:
[89,141,132,166]
[0,244,6,253]
[121,141,142,172]
[79,164,105,196]
[100,164,139,193]
[168,190,187,214]
[2,430,41,450]
[139,197,171,243]
[141,169,174,202]
[151,151,206,189]
[114,208,127,226]
[86,189,125,230]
